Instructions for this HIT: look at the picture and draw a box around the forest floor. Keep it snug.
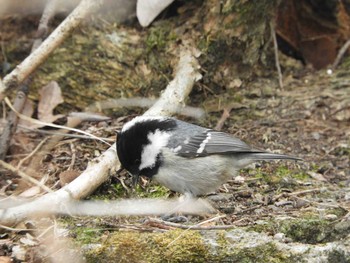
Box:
[0,8,349,263]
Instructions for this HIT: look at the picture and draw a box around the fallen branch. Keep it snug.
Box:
[0,0,103,102]
[0,90,27,160]
[0,1,58,160]
[0,48,202,226]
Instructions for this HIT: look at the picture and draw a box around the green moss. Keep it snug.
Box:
[248,215,350,245]
[135,184,171,198]
[151,229,210,262]
[279,219,330,244]
[251,166,310,188]
[276,166,311,181]
[85,229,299,263]
[86,229,211,263]
[72,226,103,244]
[90,179,171,200]
[112,183,128,197]
[145,22,177,52]
[253,167,283,186]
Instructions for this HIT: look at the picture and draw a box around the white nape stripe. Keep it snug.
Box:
[197,132,211,154]
[139,129,171,170]
[122,116,167,132]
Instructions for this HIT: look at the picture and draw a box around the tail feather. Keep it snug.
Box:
[247,152,302,161]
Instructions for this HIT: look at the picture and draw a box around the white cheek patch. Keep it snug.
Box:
[139,129,171,170]
[197,132,211,154]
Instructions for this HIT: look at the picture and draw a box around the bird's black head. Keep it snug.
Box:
[116,116,177,179]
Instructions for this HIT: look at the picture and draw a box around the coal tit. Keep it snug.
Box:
[116,116,301,197]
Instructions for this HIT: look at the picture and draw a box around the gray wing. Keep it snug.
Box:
[174,129,255,158]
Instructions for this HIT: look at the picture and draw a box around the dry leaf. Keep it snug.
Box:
[12,245,26,261]
[138,60,152,76]
[307,171,327,182]
[20,233,38,246]
[38,81,64,124]
[19,186,41,198]
[18,99,34,128]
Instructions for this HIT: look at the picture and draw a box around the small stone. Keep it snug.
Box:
[274,233,286,241]
[324,214,338,221]
[12,245,26,261]
[234,176,245,183]
[228,78,242,89]
[311,132,321,140]
[344,192,350,201]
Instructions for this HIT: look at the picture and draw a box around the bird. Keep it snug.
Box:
[116,116,301,197]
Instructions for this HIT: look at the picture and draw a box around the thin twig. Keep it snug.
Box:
[145,216,238,231]
[17,137,49,169]
[332,38,350,69]
[4,98,111,146]
[273,188,321,201]
[215,107,232,131]
[0,224,33,232]
[18,125,115,142]
[68,142,76,170]
[0,160,52,193]
[270,21,283,89]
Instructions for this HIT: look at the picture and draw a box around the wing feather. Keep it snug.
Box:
[176,130,254,157]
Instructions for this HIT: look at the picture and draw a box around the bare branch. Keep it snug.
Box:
[145,48,202,116]
[270,21,283,89]
[332,38,350,70]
